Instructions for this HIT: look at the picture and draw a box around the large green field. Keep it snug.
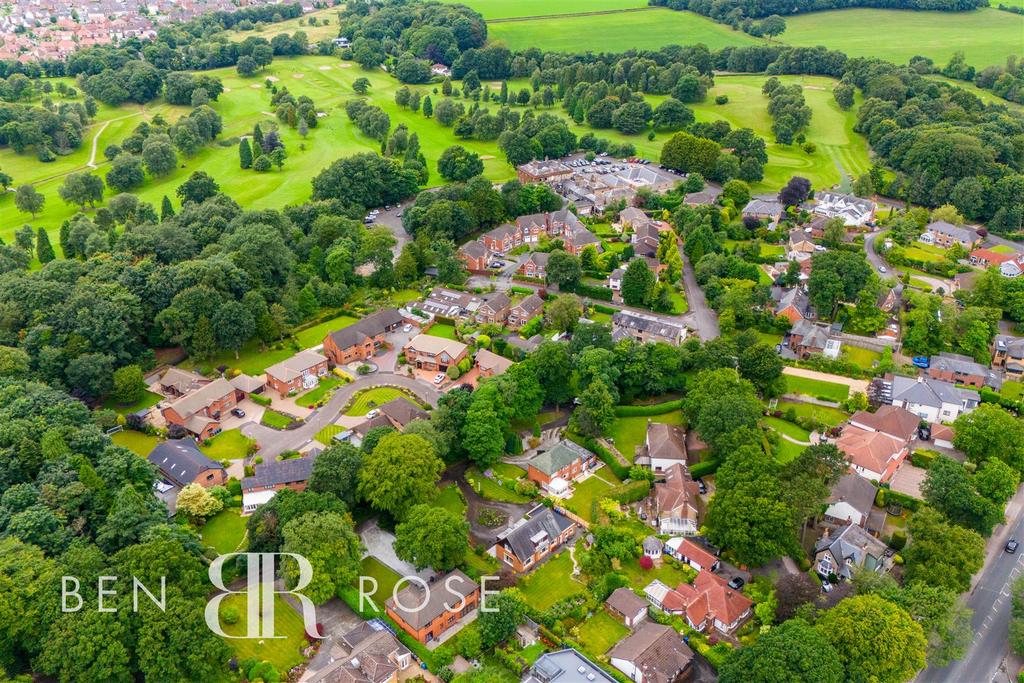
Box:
[450,0,648,19]
[781,8,1024,69]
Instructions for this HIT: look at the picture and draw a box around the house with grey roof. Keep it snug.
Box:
[921,221,979,250]
[993,334,1024,379]
[609,622,694,683]
[605,587,649,629]
[787,319,835,358]
[526,440,597,494]
[926,352,1001,390]
[824,473,878,529]
[241,455,317,513]
[811,191,876,227]
[884,374,979,423]
[304,618,412,683]
[742,198,785,224]
[147,439,226,491]
[385,569,479,647]
[612,310,687,346]
[773,286,812,324]
[492,504,576,573]
[814,523,890,581]
[523,649,617,683]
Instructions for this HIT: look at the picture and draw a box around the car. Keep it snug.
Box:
[433,373,446,384]
[403,324,412,333]
[912,356,930,369]
[489,261,504,269]
[695,478,707,494]
[363,218,374,224]
[230,408,245,418]
[918,425,932,441]
[1007,539,1019,554]
[365,409,380,419]
[821,580,833,593]
[879,266,887,273]
[814,245,827,252]
[639,511,647,521]
[727,576,745,590]
[397,211,403,217]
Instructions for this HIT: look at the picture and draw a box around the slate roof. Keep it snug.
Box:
[931,352,1000,387]
[496,504,575,562]
[242,455,316,491]
[889,375,979,409]
[460,240,489,259]
[147,439,224,488]
[165,377,235,419]
[742,198,785,216]
[995,335,1024,360]
[484,223,519,240]
[386,570,476,630]
[308,619,411,683]
[327,308,404,350]
[826,473,877,521]
[525,649,617,683]
[619,207,648,225]
[480,292,511,313]
[378,397,428,427]
[612,310,686,342]
[265,349,327,383]
[606,587,648,619]
[926,220,977,244]
[529,440,593,476]
[790,319,831,350]
[158,367,207,394]
[352,414,393,437]
[815,523,888,579]
[608,622,694,683]
[512,293,544,318]
[775,287,809,317]
[645,422,687,462]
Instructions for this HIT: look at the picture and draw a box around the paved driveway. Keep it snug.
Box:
[359,519,434,582]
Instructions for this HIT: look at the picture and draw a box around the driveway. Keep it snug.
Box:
[371,201,415,259]
[680,250,719,341]
[446,462,534,547]
[889,462,927,499]
[358,518,434,582]
[863,230,888,274]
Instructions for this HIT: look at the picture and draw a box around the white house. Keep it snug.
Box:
[886,375,980,423]
[811,191,876,227]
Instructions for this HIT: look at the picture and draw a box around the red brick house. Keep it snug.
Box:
[458,241,490,271]
[403,334,470,372]
[386,570,479,645]
[147,439,227,489]
[475,349,514,377]
[161,377,238,440]
[508,294,544,329]
[925,352,995,389]
[516,159,572,184]
[492,504,576,573]
[241,455,317,513]
[323,308,404,366]
[476,292,511,325]
[525,440,596,492]
[482,223,522,254]
[518,252,549,279]
[265,350,329,397]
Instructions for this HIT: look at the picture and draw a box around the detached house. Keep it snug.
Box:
[609,622,694,683]
[458,241,490,271]
[664,537,719,572]
[386,570,479,646]
[305,620,412,683]
[147,439,227,490]
[265,349,329,397]
[524,649,617,683]
[653,464,702,536]
[156,367,208,397]
[525,440,596,494]
[643,571,753,635]
[605,587,649,629]
[922,221,979,250]
[787,319,836,358]
[638,422,688,473]
[508,294,544,329]
[475,348,514,378]
[885,374,979,422]
[241,455,317,513]
[323,308,404,366]
[993,335,1024,378]
[814,523,889,581]
[742,198,785,224]
[492,504,576,573]
[482,223,523,254]
[824,473,877,528]
[403,334,470,372]
[835,425,909,483]
[161,377,239,440]
[421,289,483,320]
[773,287,811,324]
[927,352,1000,390]
[476,292,511,325]
[811,191,876,227]
[518,252,549,280]
[612,310,686,346]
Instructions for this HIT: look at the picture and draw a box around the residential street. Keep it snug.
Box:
[917,485,1024,683]
[863,231,888,274]
[680,252,719,340]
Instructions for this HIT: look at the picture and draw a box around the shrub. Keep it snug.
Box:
[689,457,722,479]
[614,399,683,416]
[715,95,729,104]
[639,555,654,569]
[222,606,240,625]
[911,449,939,468]
[250,394,272,407]
[889,530,907,551]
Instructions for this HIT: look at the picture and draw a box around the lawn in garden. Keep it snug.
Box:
[589,311,613,324]
[563,474,618,523]
[763,416,812,442]
[903,243,948,263]
[774,438,806,464]
[607,410,685,462]
[102,390,163,414]
[754,331,784,348]
[576,611,629,657]
[842,345,881,369]
[784,374,850,402]
[668,289,689,315]
[435,482,468,516]
[111,429,161,456]
[425,323,459,340]
[1001,380,1024,401]
[465,467,533,503]
[219,593,307,671]
[314,424,345,445]
[991,245,1018,255]
[260,409,294,429]
[774,400,849,427]
[490,462,527,480]
[618,556,697,591]
[463,548,501,575]
[293,314,358,348]
[356,556,402,612]
[295,376,342,407]
[519,551,583,610]
[200,509,247,555]
[345,387,415,416]
[200,429,254,460]
[389,289,422,305]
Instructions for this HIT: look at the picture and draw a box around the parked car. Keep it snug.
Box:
[918,425,932,441]
[403,324,413,333]
[230,408,245,418]
[727,576,745,590]
[695,478,707,494]
[821,580,833,593]
[366,409,380,419]
[879,266,887,273]
[433,373,446,384]
[1007,538,1019,554]
[912,356,930,369]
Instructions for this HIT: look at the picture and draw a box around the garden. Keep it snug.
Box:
[260,409,296,429]
[295,376,344,408]
[518,551,584,611]
[200,429,255,460]
[606,410,685,462]
[783,374,850,402]
[218,594,308,672]
[575,611,628,657]
[563,473,619,523]
[111,429,161,456]
[345,387,420,416]
[199,509,247,555]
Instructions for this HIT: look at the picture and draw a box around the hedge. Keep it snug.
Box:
[607,480,651,504]
[250,394,272,407]
[875,487,920,511]
[593,303,616,315]
[910,449,940,469]
[614,399,683,417]
[689,456,722,479]
[979,386,1022,414]
[567,282,614,301]
[567,432,630,480]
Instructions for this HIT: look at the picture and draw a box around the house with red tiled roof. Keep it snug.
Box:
[643,570,753,635]
[847,405,920,443]
[836,425,909,483]
[664,538,719,573]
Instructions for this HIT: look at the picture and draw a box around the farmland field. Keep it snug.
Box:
[447,0,648,19]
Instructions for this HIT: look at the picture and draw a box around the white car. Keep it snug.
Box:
[433,373,446,384]
[365,409,380,419]
[403,324,413,333]
[879,266,887,273]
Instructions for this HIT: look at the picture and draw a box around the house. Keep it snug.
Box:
[492,504,576,573]
[482,223,523,254]
[814,523,889,581]
[773,287,811,324]
[742,198,785,223]
[836,425,909,483]
[612,310,687,346]
[847,405,921,442]
[877,287,899,313]
[476,348,514,378]
[377,397,429,429]
[331,36,350,48]
[636,422,687,473]
[421,288,483,320]
[619,207,648,229]
[923,221,979,250]
[305,619,412,683]
[811,191,876,227]
[609,267,626,291]
[323,308,404,366]
[992,335,1024,378]
[653,465,702,535]
[343,414,393,448]
[664,537,719,572]
[476,292,511,325]
[431,63,451,77]
[264,349,329,397]
[605,587,649,629]
[788,229,817,258]
[241,455,317,513]
[562,224,602,257]
[385,570,479,646]
[970,247,1016,269]
[787,319,834,358]
[927,352,1001,389]
[526,440,596,494]
[458,240,491,271]
[403,334,470,372]
[508,294,544,329]
[523,649,617,683]
[517,159,573,184]
[824,473,877,528]
[147,439,226,490]
[161,377,239,440]
[885,374,979,422]
[518,252,549,280]
[644,571,753,635]
[683,185,722,206]
[156,367,208,397]
[632,222,662,258]
[931,422,956,449]
[608,622,694,683]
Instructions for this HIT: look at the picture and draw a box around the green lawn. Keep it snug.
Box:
[577,611,629,657]
[200,429,254,460]
[618,556,696,590]
[111,429,161,456]
[519,551,583,610]
[356,556,402,612]
[294,314,359,348]
[226,6,341,42]
[607,411,685,462]
[466,467,533,503]
[1002,380,1024,400]
[780,7,1024,69]
[753,331,784,348]
[563,474,617,523]
[667,289,689,315]
[295,376,343,407]
[346,387,415,416]
[218,593,307,672]
[842,345,881,369]
[200,509,247,555]
[775,438,806,464]
[775,400,849,427]
[590,311,613,324]
[390,289,422,304]
[784,374,850,402]
[903,244,948,263]
[435,482,468,516]
[425,323,459,340]
[314,424,346,445]
[101,390,163,414]
[991,244,1018,255]
[260,409,294,429]
[491,462,527,480]
[442,0,647,19]
[763,416,811,442]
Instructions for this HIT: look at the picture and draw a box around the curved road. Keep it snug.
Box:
[242,372,441,458]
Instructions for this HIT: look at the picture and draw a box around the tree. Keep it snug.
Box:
[34,226,55,263]
[175,483,223,521]
[281,511,361,605]
[236,55,258,77]
[58,172,104,209]
[660,131,720,176]
[0,169,11,190]
[545,250,582,288]
[239,137,253,169]
[683,369,763,453]
[477,590,526,648]
[759,14,787,39]
[105,153,144,193]
[738,342,785,397]
[973,458,1019,506]
[141,135,177,177]
[253,156,271,172]
[0,346,30,380]
[953,403,1024,472]
[437,145,484,181]
[394,504,469,570]
[816,594,927,683]
[66,352,115,399]
[720,618,842,683]
[176,171,220,205]
[611,101,653,135]
[904,507,985,593]
[212,301,255,358]
[653,98,695,131]
[112,365,146,405]
[572,377,616,437]
[922,456,1002,535]
[15,184,45,218]
[774,573,823,622]
[778,176,811,207]
[422,95,433,118]
[352,77,371,95]
[312,153,419,207]
[720,179,751,207]
[462,392,505,469]
[621,258,656,306]
[545,293,583,333]
[358,433,443,518]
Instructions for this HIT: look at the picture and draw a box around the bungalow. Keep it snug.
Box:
[885,374,979,422]
[526,440,596,494]
[241,455,317,513]
[970,247,1016,269]
[458,240,490,271]
[476,292,511,325]
[811,191,876,227]
[644,571,753,635]
[421,288,483,320]
[638,422,687,473]
[386,569,479,646]
[927,352,1000,389]
[156,367,208,397]
[609,622,694,683]
[824,473,877,528]
[683,186,722,206]
[403,334,470,372]
[524,649,617,683]
[323,308,404,366]
[305,619,412,683]
[612,310,686,346]
[836,425,908,483]
[993,334,1024,378]
[482,223,523,254]
[923,221,979,250]
[475,348,514,378]
[345,414,393,448]
[773,287,811,324]
[264,349,329,397]
[605,587,649,629]
[491,504,576,573]
[847,404,920,442]
[508,293,544,329]
[742,198,785,224]
[377,397,429,429]
[814,523,889,581]
[518,252,549,280]
[161,377,239,440]
[147,439,227,490]
[664,537,719,573]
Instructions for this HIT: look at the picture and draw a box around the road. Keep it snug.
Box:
[917,485,1024,683]
[680,251,719,341]
[370,201,413,259]
[863,231,888,274]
